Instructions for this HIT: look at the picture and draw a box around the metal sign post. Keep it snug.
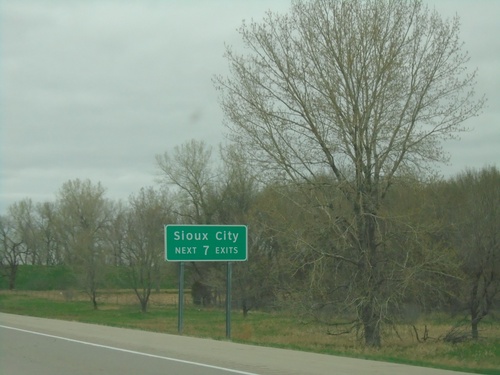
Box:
[226,262,232,339]
[165,224,247,339]
[178,262,184,335]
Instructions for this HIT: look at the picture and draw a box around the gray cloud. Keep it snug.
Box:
[1,0,499,212]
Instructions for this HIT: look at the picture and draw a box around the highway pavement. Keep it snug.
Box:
[0,313,474,375]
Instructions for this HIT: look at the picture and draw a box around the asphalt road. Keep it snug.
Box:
[0,313,474,375]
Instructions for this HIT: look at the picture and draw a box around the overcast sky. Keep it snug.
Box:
[1,0,499,213]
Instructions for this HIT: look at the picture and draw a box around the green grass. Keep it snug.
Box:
[0,291,499,375]
[0,294,87,316]
[0,265,77,290]
[0,264,178,290]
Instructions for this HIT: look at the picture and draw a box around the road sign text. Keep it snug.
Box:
[165,225,247,262]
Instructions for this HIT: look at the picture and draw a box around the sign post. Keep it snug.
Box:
[165,225,247,339]
[226,262,232,338]
[178,262,184,335]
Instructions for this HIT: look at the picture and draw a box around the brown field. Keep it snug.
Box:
[2,289,183,306]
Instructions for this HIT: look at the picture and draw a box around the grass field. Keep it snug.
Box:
[0,289,498,374]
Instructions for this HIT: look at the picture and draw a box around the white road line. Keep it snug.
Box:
[0,324,260,375]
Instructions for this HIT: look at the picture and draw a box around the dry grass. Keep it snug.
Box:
[4,289,182,305]
[1,290,499,374]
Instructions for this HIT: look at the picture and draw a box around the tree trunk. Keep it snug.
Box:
[469,273,481,340]
[134,288,150,313]
[91,292,98,310]
[363,319,381,347]
[140,298,148,313]
[361,301,381,347]
[8,264,18,290]
[471,320,479,340]
[357,203,382,347]
[242,299,250,318]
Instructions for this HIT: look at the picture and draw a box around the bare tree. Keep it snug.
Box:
[56,179,113,309]
[215,0,484,346]
[123,187,172,312]
[106,201,127,266]
[446,167,500,339]
[1,200,60,288]
[156,139,222,299]
[216,144,259,223]
[0,214,26,289]
[35,201,63,266]
[156,139,217,224]
[8,199,38,265]
[212,145,280,315]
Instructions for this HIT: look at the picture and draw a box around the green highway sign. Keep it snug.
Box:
[165,225,247,262]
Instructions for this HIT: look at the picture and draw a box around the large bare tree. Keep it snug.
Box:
[56,179,113,309]
[123,187,173,313]
[215,0,484,346]
[156,139,217,224]
[156,140,220,303]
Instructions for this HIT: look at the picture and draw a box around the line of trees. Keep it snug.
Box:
[1,139,498,345]
[1,0,498,348]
